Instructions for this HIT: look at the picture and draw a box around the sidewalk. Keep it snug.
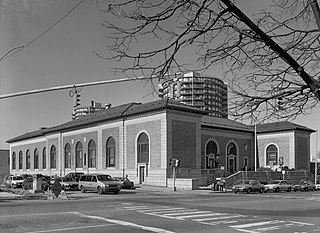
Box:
[0,185,231,201]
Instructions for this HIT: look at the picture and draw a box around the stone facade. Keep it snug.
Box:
[7,100,315,189]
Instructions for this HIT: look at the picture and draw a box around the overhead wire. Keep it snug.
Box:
[0,0,86,62]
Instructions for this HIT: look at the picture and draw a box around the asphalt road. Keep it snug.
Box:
[0,188,320,233]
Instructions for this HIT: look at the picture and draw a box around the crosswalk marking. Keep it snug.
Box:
[194,214,245,222]
[120,203,314,232]
[231,220,286,229]
[164,211,211,216]
[177,213,223,219]
[191,213,230,221]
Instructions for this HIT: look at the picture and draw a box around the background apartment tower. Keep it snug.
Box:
[158,71,228,118]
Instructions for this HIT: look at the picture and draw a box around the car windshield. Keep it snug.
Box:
[97,175,113,181]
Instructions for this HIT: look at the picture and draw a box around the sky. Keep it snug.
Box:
[0,0,319,158]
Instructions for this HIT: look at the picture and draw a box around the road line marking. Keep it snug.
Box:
[287,221,314,226]
[163,211,210,216]
[191,213,229,221]
[76,212,176,233]
[122,206,155,210]
[231,220,285,229]
[200,220,240,225]
[193,215,245,222]
[25,224,115,233]
[177,213,222,219]
[140,208,187,213]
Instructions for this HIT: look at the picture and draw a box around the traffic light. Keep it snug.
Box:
[73,91,81,107]
[158,83,165,98]
[169,159,174,167]
[175,159,181,167]
[277,97,283,110]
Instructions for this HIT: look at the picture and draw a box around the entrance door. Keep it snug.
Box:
[228,157,236,174]
[139,166,145,184]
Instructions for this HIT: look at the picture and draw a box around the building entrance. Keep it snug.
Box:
[139,165,145,184]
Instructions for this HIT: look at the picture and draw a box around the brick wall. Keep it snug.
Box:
[257,132,294,169]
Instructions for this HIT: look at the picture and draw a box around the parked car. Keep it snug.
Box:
[113,177,135,189]
[293,179,315,191]
[264,180,293,192]
[232,180,264,194]
[65,172,84,182]
[78,174,122,195]
[315,183,320,191]
[10,175,25,188]
[59,177,79,191]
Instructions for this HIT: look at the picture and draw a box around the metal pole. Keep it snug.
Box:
[173,166,176,191]
[254,124,257,172]
[0,76,154,100]
[315,130,318,185]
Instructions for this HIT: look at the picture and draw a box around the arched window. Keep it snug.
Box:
[76,142,83,168]
[88,140,96,168]
[65,143,71,168]
[12,152,16,170]
[205,140,219,169]
[19,151,23,169]
[227,142,237,155]
[50,145,56,169]
[42,147,46,169]
[266,144,278,166]
[26,150,31,169]
[137,133,149,163]
[34,149,39,169]
[106,137,115,167]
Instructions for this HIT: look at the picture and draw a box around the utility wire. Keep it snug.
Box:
[0,0,86,62]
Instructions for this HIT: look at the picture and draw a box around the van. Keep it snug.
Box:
[78,174,122,194]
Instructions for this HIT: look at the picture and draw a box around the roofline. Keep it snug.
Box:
[202,124,253,133]
[6,99,206,143]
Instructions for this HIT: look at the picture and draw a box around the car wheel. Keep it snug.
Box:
[275,187,280,192]
[287,187,291,192]
[304,187,308,192]
[80,186,85,193]
[246,188,251,194]
[259,188,264,193]
[97,187,103,195]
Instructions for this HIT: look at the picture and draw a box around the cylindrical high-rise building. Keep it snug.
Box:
[159,71,228,118]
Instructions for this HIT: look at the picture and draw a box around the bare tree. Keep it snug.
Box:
[96,0,320,123]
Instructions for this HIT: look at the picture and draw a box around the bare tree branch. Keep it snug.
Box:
[96,0,320,123]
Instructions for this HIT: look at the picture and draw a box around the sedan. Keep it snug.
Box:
[60,177,79,191]
[293,180,315,192]
[232,180,264,194]
[264,180,293,192]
